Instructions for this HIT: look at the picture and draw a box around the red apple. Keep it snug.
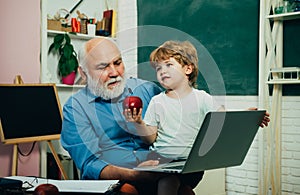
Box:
[123,96,143,113]
[33,183,59,195]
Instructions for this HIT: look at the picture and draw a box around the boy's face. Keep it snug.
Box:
[155,57,190,90]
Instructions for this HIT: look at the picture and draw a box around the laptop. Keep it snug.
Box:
[134,110,266,174]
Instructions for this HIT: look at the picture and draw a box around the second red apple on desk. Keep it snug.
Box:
[33,183,59,195]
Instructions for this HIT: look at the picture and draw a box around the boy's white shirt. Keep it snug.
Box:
[143,88,221,159]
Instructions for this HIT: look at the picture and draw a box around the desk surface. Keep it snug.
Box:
[5,176,119,194]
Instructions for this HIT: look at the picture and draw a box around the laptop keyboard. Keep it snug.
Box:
[164,165,184,170]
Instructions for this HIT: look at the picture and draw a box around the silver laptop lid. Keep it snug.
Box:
[182,110,265,173]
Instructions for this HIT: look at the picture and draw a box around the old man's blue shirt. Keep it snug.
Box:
[60,78,161,179]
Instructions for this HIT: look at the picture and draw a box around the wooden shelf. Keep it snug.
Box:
[267,80,300,84]
[48,30,99,40]
[267,67,300,84]
[47,30,116,41]
[55,84,85,88]
[267,11,300,21]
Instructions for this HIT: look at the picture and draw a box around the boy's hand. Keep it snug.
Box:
[260,111,270,128]
[124,108,143,124]
[248,107,270,128]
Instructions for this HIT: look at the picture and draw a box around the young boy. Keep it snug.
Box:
[125,40,223,195]
[125,40,269,194]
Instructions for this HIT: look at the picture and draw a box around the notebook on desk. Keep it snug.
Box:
[134,110,266,174]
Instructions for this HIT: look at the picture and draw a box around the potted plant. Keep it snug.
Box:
[48,33,79,85]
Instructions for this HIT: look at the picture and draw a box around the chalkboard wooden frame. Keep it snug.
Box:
[0,84,62,144]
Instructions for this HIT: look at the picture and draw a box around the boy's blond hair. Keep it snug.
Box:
[149,40,199,88]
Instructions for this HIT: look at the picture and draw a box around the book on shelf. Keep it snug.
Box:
[103,9,113,36]
[111,10,117,37]
[96,9,116,37]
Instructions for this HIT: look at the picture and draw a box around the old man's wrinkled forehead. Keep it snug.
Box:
[79,37,121,67]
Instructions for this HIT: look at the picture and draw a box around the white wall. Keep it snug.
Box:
[281,97,300,194]
[224,96,261,194]
[225,96,300,195]
[117,0,138,78]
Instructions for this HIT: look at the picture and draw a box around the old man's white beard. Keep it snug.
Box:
[87,75,125,100]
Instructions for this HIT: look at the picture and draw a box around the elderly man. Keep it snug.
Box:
[60,37,196,195]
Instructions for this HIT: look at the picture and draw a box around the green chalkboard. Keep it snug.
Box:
[282,19,300,96]
[137,1,300,95]
[137,0,260,95]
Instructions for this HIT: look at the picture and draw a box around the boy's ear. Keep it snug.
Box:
[184,64,193,75]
